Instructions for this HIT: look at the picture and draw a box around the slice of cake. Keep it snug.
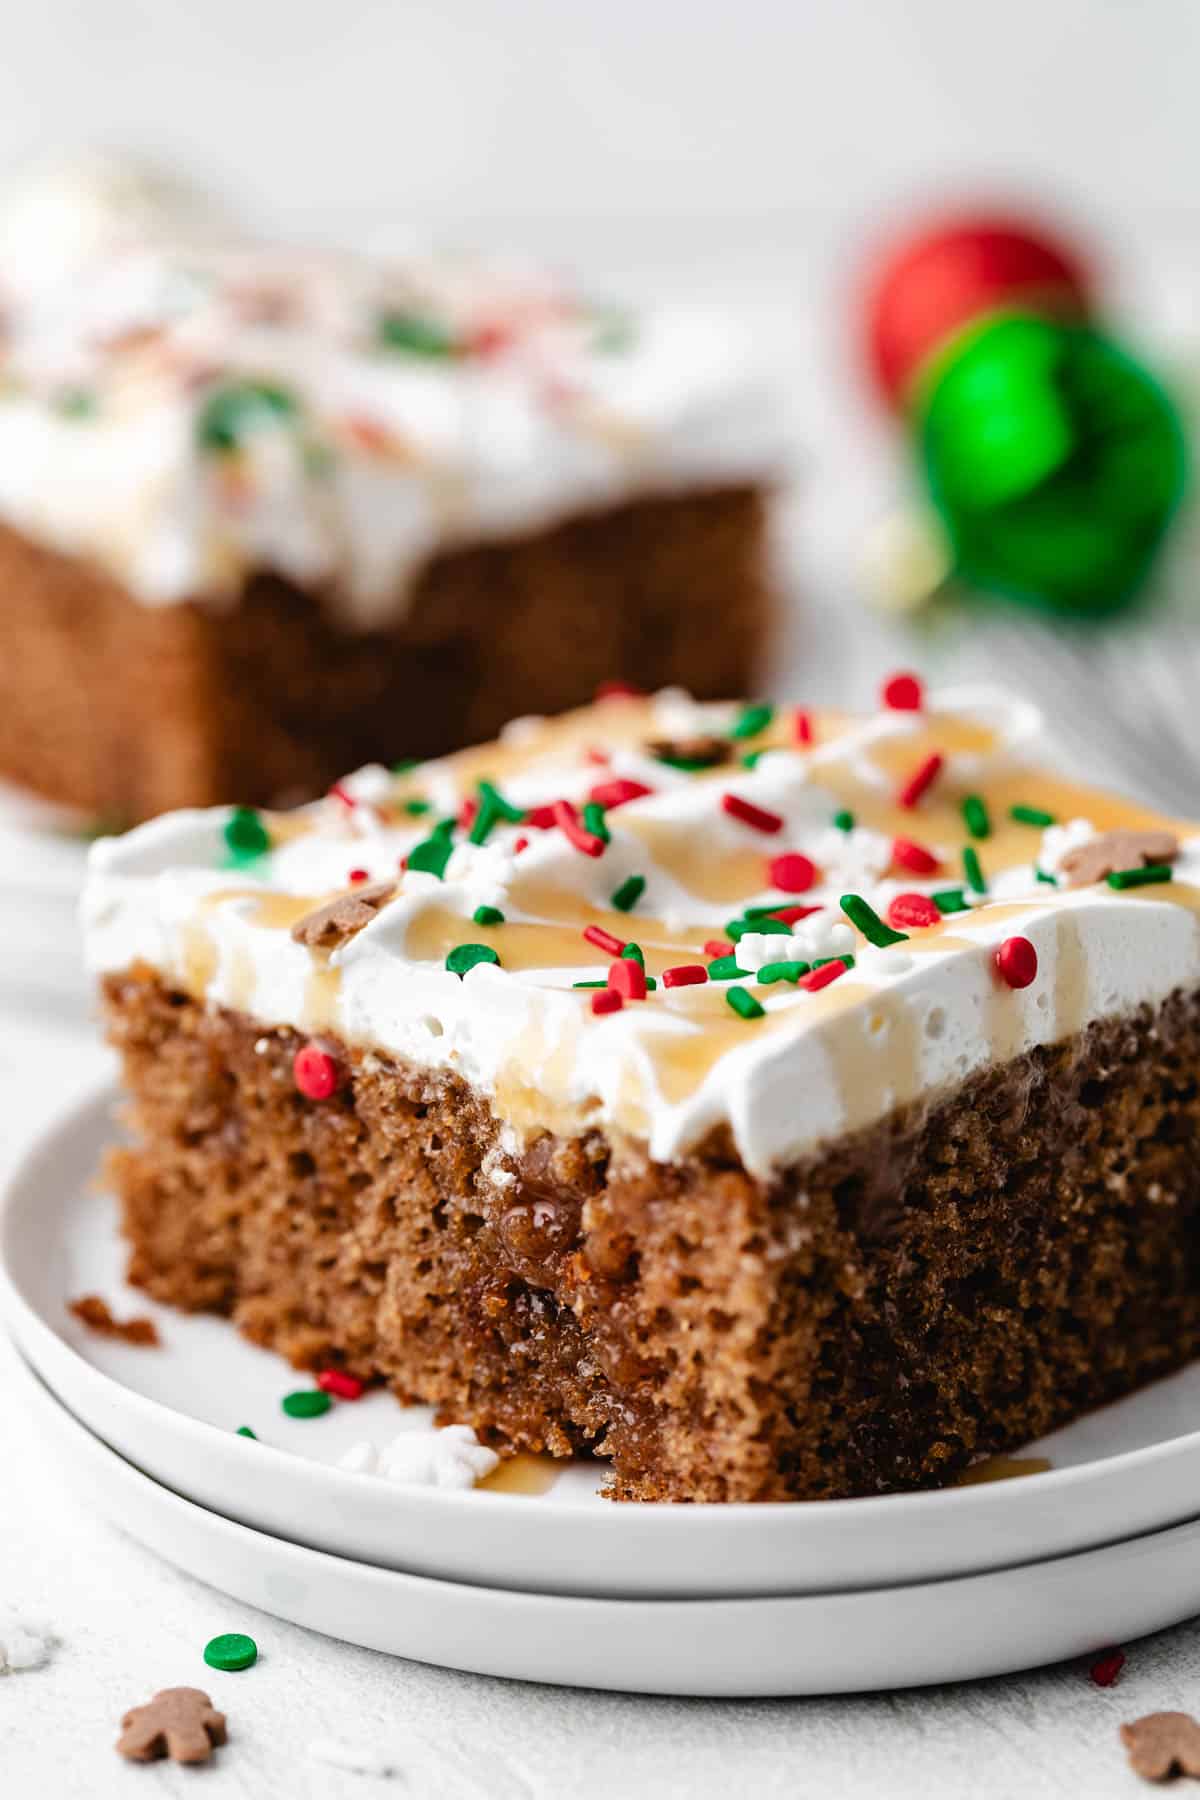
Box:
[84,678,1200,1501]
[0,163,778,824]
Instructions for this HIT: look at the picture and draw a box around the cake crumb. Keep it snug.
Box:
[0,1608,55,1673]
[69,1293,160,1346]
[1121,1711,1200,1781]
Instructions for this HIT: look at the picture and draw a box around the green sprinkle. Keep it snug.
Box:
[727,915,791,941]
[446,942,501,976]
[282,1390,331,1419]
[378,311,456,357]
[407,835,453,878]
[1010,804,1056,828]
[469,779,525,845]
[473,904,505,926]
[223,805,270,860]
[653,753,715,772]
[197,379,297,453]
[840,892,908,949]
[741,750,767,770]
[203,1632,258,1672]
[963,846,987,894]
[55,387,97,419]
[1035,867,1058,886]
[432,816,457,841]
[730,703,774,741]
[403,798,432,816]
[932,887,969,914]
[726,985,765,1021]
[1107,864,1174,890]
[235,1426,257,1439]
[757,960,810,984]
[621,942,645,966]
[707,955,750,980]
[962,794,991,839]
[833,809,855,833]
[583,802,610,845]
[611,874,645,912]
[589,303,636,354]
[645,976,657,991]
[391,758,419,774]
[572,980,607,989]
[813,953,856,971]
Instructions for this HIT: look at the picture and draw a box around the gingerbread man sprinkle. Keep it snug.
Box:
[1120,1711,1200,1782]
[117,1687,227,1764]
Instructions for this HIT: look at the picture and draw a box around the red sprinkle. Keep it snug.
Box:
[524,803,559,830]
[762,903,823,926]
[458,795,479,833]
[722,793,784,835]
[513,835,530,854]
[328,781,357,809]
[897,751,944,810]
[1089,1649,1126,1688]
[768,852,817,894]
[996,935,1038,989]
[800,959,848,992]
[553,798,606,857]
[587,777,653,811]
[892,835,941,875]
[317,1369,365,1401]
[662,964,708,988]
[607,957,647,1001]
[584,746,611,767]
[705,938,734,959]
[293,1043,339,1101]
[591,988,624,1015]
[347,867,369,884]
[595,680,642,702]
[882,670,925,711]
[887,892,940,929]
[793,708,814,746]
[583,923,626,957]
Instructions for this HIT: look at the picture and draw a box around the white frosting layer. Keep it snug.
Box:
[83,686,1200,1174]
[0,165,781,626]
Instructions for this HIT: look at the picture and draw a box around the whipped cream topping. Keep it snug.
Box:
[0,173,780,626]
[83,686,1200,1175]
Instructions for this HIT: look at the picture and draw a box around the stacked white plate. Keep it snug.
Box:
[7,1085,1200,1697]
[0,786,92,1032]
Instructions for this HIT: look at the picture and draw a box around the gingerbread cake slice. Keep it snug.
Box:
[84,679,1200,1501]
[0,163,778,823]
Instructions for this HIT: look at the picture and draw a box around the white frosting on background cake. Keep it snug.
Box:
[0,160,782,627]
[83,686,1200,1174]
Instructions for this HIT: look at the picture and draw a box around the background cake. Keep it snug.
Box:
[0,158,780,824]
[84,679,1200,1501]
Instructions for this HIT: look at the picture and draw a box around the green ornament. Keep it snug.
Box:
[920,315,1187,614]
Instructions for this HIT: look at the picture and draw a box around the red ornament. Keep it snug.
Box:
[293,1042,339,1100]
[662,964,708,988]
[881,670,924,712]
[768,852,817,894]
[887,892,940,929]
[995,935,1038,989]
[892,835,940,875]
[864,214,1093,407]
[317,1368,365,1401]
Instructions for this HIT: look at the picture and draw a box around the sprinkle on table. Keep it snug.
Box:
[553,798,607,857]
[769,852,817,893]
[721,793,784,834]
[282,1390,332,1419]
[897,751,944,810]
[1107,864,1174,889]
[591,988,623,1015]
[203,1633,258,1673]
[892,835,940,875]
[886,892,940,929]
[962,846,987,895]
[317,1369,365,1400]
[800,959,848,992]
[730,702,774,740]
[758,960,809,984]
[588,777,652,810]
[841,892,909,948]
[662,964,708,988]
[235,1426,257,1439]
[1010,803,1057,828]
[725,985,765,1020]
[961,794,991,839]
[293,1044,339,1101]
[1089,1648,1126,1688]
[932,887,969,914]
[611,874,646,912]
[793,708,814,746]
[473,904,505,926]
[881,671,924,711]
[584,923,626,956]
[446,943,501,977]
[832,809,855,833]
[223,805,270,860]
[995,935,1038,989]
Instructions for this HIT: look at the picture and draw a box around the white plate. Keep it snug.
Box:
[10,1086,1200,1601]
[17,1347,1200,1697]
